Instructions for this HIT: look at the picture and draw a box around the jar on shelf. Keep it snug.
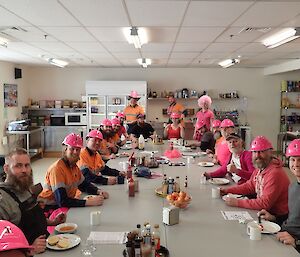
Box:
[281,81,288,92]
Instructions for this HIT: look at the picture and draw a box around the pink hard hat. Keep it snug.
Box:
[62,133,83,148]
[286,139,300,157]
[116,111,125,118]
[249,136,273,152]
[198,95,212,108]
[170,112,181,119]
[100,118,112,127]
[212,119,221,128]
[111,118,121,126]
[220,119,235,128]
[86,130,103,140]
[195,120,206,130]
[128,90,141,99]
[0,220,33,252]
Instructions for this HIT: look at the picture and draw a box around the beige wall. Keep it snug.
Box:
[0,61,29,155]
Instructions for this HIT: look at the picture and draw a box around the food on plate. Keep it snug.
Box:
[166,191,192,209]
[57,238,70,249]
[59,226,75,232]
[47,235,60,246]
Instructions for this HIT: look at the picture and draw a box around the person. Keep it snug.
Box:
[124,91,144,132]
[99,119,118,161]
[129,114,155,139]
[220,136,290,219]
[164,112,185,140]
[0,220,33,257]
[196,95,214,131]
[115,111,128,138]
[0,148,66,254]
[111,118,126,146]
[257,139,300,252]
[191,120,215,152]
[213,119,235,166]
[204,133,255,184]
[38,133,108,209]
[167,92,186,122]
[212,119,222,142]
[77,130,125,186]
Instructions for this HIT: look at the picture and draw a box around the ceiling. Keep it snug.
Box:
[1,0,300,68]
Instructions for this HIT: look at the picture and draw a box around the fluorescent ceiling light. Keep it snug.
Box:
[137,58,152,68]
[40,55,68,68]
[218,59,240,68]
[262,28,300,48]
[0,36,9,47]
[123,27,148,48]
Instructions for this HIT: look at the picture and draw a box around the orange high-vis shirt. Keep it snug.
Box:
[99,139,111,157]
[110,133,120,144]
[77,147,105,174]
[38,159,84,205]
[167,102,185,115]
[123,104,144,123]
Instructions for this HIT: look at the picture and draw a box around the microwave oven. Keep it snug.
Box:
[65,112,87,126]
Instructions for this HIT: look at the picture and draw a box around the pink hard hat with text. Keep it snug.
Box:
[212,119,221,128]
[86,130,103,140]
[100,118,112,127]
[116,111,125,118]
[0,220,33,252]
[129,90,141,99]
[170,112,181,119]
[111,118,121,126]
[220,119,235,128]
[250,136,273,152]
[62,133,83,148]
[286,139,300,157]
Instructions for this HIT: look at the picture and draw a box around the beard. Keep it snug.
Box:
[253,156,271,170]
[6,169,33,192]
[214,131,221,140]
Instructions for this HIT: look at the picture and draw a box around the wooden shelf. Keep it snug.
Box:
[27,107,86,111]
[147,97,198,100]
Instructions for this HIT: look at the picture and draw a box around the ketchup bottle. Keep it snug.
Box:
[128,178,135,197]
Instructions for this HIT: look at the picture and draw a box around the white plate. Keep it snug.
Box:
[222,194,248,201]
[55,223,77,234]
[126,140,132,144]
[116,152,130,158]
[199,151,207,156]
[83,195,98,200]
[208,178,230,185]
[247,220,281,234]
[198,162,214,167]
[120,145,132,150]
[47,234,81,250]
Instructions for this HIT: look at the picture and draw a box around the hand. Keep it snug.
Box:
[119,171,126,177]
[98,190,109,199]
[206,149,213,154]
[85,195,104,206]
[257,209,276,222]
[276,231,296,247]
[109,154,116,159]
[219,187,227,196]
[49,212,67,226]
[203,172,211,179]
[224,197,238,207]
[107,177,117,185]
[30,235,46,255]
[227,163,238,174]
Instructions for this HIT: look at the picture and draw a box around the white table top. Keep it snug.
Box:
[41,142,299,257]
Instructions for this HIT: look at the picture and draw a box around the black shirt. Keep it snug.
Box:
[130,122,154,138]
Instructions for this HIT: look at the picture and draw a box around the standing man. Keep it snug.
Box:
[124,91,144,133]
[220,136,290,220]
[39,133,108,208]
[167,92,186,122]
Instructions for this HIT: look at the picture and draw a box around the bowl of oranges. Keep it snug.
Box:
[166,191,191,209]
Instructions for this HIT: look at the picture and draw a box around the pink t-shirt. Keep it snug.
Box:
[196,109,214,130]
[215,137,231,166]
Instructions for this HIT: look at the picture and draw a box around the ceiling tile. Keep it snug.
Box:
[42,27,96,42]
[66,42,107,52]
[183,1,254,27]
[140,52,170,59]
[148,27,178,43]
[7,42,49,57]
[60,0,129,26]
[198,52,232,59]
[168,58,193,65]
[0,6,30,26]
[113,52,141,59]
[233,2,300,27]
[237,43,267,53]
[173,43,209,52]
[101,42,139,52]
[204,42,246,52]
[30,42,74,53]
[84,52,114,59]
[87,27,126,42]
[141,43,173,52]
[177,27,226,42]
[126,0,188,26]
[170,52,199,59]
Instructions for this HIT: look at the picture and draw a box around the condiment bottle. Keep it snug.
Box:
[128,178,135,197]
[174,176,180,192]
[141,222,149,238]
[127,165,133,179]
[138,134,145,150]
[184,175,188,188]
[162,175,168,196]
[144,224,152,246]
[167,177,174,194]
[152,224,161,252]
[136,224,141,237]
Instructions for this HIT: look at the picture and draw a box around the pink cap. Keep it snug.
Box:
[111,118,121,126]
[195,120,206,130]
[86,130,103,140]
[220,119,234,128]
[100,118,112,127]
[0,220,33,252]
[212,119,221,128]
[198,95,212,108]
[129,90,141,99]
[116,111,125,118]
[62,133,83,148]
[286,139,300,157]
[170,112,181,119]
[250,136,273,152]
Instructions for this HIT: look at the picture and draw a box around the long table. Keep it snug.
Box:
[41,143,299,257]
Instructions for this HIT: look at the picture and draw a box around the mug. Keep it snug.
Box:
[211,187,220,198]
[247,223,262,240]
[90,211,101,226]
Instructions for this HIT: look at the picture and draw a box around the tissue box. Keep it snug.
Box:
[163,206,179,225]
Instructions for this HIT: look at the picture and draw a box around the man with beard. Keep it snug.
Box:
[99,119,118,162]
[38,133,108,208]
[220,136,290,220]
[77,130,126,185]
[130,114,154,139]
[0,148,64,254]
[204,133,254,184]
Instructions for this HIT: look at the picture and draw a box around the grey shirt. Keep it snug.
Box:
[281,182,300,239]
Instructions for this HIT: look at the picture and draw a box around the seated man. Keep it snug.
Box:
[99,119,118,161]
[204,133,254,184]
[220,136,290,219]
[191,120,215,152]
[77,130,125,185]
[129,114,154,139]
[39,133,108,208]
[258,139,300,252]
[111,118,126,146]
[115,112,128,138]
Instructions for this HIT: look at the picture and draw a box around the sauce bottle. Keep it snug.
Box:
[152,224,161,252]
[128,178,135,197]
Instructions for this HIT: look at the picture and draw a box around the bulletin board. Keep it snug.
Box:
[4,83,18,107]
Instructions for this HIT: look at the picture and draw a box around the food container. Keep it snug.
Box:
[163,206,179,225]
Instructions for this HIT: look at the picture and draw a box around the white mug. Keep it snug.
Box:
[90,211,101,226]
[247,223,262,240]
[211,187,220,198]
[200,175,207,185]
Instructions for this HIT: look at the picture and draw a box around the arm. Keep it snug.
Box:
[78,175,99,195]
[54,187,86,207]
[164,125,170,139]
[81,167,108,185]
[207,164,228,178]
[235,151,255,181]
[224,172,256,196]
[179,125,185,139]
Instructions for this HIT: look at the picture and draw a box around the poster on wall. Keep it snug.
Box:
[4,83,18,107]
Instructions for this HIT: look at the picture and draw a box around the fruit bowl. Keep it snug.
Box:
[166,191,191,209]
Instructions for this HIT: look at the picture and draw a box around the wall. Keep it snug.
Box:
[24,66,300,147]
[0,61,29,155]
